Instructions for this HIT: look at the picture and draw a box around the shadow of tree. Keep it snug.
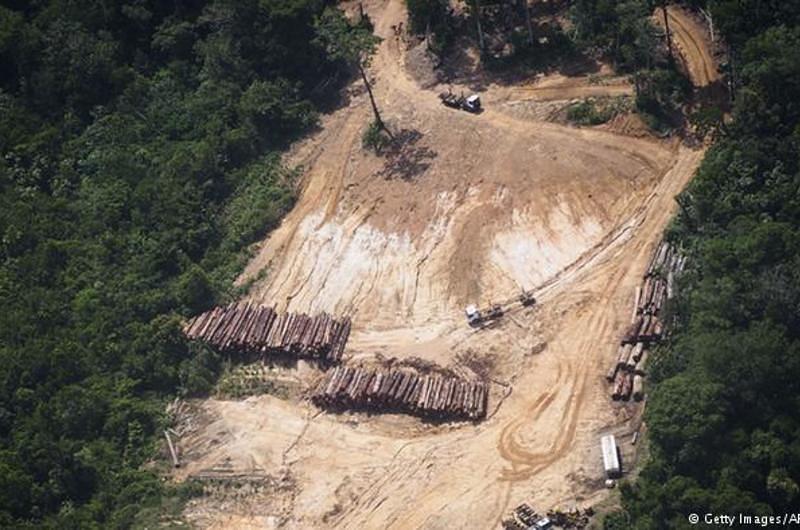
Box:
[695,79,730,112]
[378,128,437,181]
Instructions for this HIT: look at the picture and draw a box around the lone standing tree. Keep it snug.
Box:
[315,7,393,139]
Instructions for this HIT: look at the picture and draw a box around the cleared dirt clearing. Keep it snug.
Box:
[180,1,716,528]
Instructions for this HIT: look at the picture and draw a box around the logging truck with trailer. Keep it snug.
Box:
[465,289,536,327]
[439,90,482,113]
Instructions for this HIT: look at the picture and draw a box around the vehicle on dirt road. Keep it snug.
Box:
[439,90,481,113]
[465,290,535,327]
[465,303,504,326]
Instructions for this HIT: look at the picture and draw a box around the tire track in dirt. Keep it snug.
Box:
[497,296,611,481]
[329,437,466,529]
[485,151,704,530]
[240,106,367,302]
[497,361,566,463]
[493,147,704,487]
[510,83,634,101]
[663,7,719,87]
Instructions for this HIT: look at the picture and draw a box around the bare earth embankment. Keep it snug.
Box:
[177,2,718,528]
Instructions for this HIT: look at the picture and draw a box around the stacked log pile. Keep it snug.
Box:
[632,374,644,401]
[612,370,634,400]
[184,302,351,363]
[621,313,664,345]
[606,343,649,380]
[312,365,488,421]
[621,242,687,343]
[610,241,685,401]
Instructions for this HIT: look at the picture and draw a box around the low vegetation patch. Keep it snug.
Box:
[362,120,393,154]
[215,364,299,400]
[566,97,628,125]
[633,68,692,133]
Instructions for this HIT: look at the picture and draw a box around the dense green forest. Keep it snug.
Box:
[0,0,354,526]
[589,1,800,527]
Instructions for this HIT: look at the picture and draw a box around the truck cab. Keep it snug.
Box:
[465,304,482,326]
[465,94,481,112]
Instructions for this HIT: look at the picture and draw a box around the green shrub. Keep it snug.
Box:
[566,99,615,125]
[362,120,392,153]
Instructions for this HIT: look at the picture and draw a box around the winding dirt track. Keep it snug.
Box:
[661,6,720,87]
[182,2,717,528]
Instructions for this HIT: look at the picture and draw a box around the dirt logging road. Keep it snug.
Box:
[662,6,720,87]
[179,2,718,528]
[509,75,634,102]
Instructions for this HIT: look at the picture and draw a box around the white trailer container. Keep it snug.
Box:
[601,434,621,478]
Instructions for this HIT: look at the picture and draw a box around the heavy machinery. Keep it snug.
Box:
[465,289,536,327]
[502,504,554,530]
[439,90,482,113]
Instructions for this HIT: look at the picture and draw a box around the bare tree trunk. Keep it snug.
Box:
[676,194,695,232]
[699,7,715,42]
[662,2,674,65]
[164,430,180,467]
[425,19,432,50]
[521,0,534,46]
[473,0,486,51]
[359,64,393,139]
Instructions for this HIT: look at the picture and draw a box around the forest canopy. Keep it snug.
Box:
[0,0,351,526]
[597,1,800,528]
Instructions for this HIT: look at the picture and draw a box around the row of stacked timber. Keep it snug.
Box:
[311,365,489,421]
[606,343,648,381]
[609,241,685,401]
[621,241,688,343]
[643,241,686,311]
[621,313,664,345]
[611,371,646,401]
[184,302,351,363]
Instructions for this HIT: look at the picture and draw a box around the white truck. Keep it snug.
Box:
[464,290,534,327]
[464,303,503,327]
[601,434,621,478]
[439,90,482,113]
